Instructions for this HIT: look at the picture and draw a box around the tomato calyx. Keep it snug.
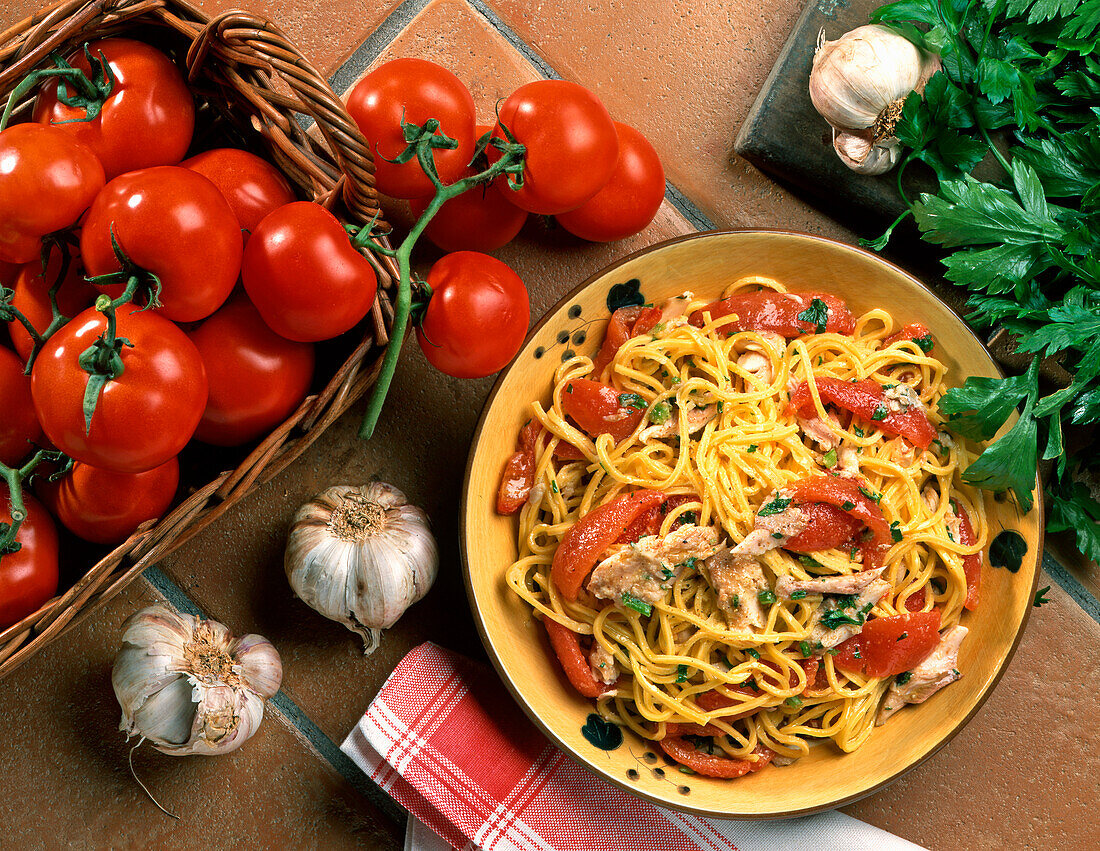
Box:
[47,45,118,123]
[0,449,66,555]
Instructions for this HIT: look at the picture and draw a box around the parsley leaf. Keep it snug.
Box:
[796,297,830,333]
[621,593,652,616]
[758,495,793,516]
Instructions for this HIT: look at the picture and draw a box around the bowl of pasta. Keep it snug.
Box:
[461,230,1042,817]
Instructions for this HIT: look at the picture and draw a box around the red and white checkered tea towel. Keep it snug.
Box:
[340,642,926,851]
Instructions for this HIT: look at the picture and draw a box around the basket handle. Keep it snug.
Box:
[186,10,383,226]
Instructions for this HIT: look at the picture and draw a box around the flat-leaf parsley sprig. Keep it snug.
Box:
[865,0,1100,562]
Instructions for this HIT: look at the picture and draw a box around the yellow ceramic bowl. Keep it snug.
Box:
[461,231,1042,818]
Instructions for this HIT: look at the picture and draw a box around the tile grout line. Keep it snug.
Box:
[1041,551,1100,625]
[324,0,717,232]
[140,566,406,826]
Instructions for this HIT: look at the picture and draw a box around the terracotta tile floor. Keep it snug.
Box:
[2,0,1097,848]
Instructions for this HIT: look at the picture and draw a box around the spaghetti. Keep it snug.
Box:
[500,277,988,777]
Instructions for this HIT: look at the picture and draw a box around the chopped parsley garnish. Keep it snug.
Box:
[841,500,855,511]
[660,567,674,580]
[897,632,908,642]
[678,766,695,775]
[790,590,808,600]
[676,664,689,683]
[858,485,882,503]
[853,426,865,437]
[732,594,741,609]
[746,444,758,453]
[895,671,912,686]
[820,609,864,629]
[799,641,812,658]
[853,647,862,659]
[796,297,829,333]
[758,589,777,606]
[823,448,837,468]
[860,602,875,615]
[648,402,671,424]
[890,520,903,543]
[681,511,697,524]
[679,556,698,571]
[565,383,573,394]
[871,402,889,421]
[771,532,785,540]
[747,648,761,659]
[784,696,804,708]
[618,392,647,410]
[621,593,652,616]
[798,555,822,568]
[913,335,934,353]
[551,481,559,493]
[758,495,793,516]
[716,400,724,413]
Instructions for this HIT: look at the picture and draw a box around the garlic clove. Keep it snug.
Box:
[833,129,901,175]
[129,676,196,745]
[810,24,938,136]
[230,634,283,699]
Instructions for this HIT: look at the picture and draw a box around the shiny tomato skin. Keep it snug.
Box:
[834,611,942,678]
[416,251,529,378]
[181,148,296,244]
[31,304,208,474]
[243,202,378,342]
[0,124,105,264]
[8,252,94,361]
[33,38,194,180]
[37,456,178,545]
[689,290,856,337]
[188,294,315,446]
[560,378,646,442]
[557,122,664,242]
[490,80,618,215]
[347,58,476,200]
[0,346,42,466]
[0,489,59,629]
[81,166,243,323]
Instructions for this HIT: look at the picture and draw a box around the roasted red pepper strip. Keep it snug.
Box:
[543,618,613,698]
[790,377,937,450]
[688,290,855,337]
[788,476,892,568]
[884,322,934,353]
[616,494,697,543]
[903,587,929,612]
[783,502,863,552]
[560,378,646,443]
[496,420,545,515]
[658,738,774,778]
[833,611,941,678]
[591,305,662,376]
[551,489,665,600]
[953,500,981,611]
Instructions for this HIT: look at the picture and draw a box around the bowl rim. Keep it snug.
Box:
[460,228,1044,818]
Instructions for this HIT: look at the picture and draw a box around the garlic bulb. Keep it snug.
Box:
[112,606,282,756]
[285,481,438,654]
[833,128,901,176]
[810,25,940,174]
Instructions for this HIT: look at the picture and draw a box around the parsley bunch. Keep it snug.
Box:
[867,0,1100,563]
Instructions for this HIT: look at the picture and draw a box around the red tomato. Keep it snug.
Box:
[0,489,59,629]
[490,80,618,215]
[243,202,378,342]
[834,611,941,678]
[33,38,194,179]
[0,346,42,466]
[31,304,208,474]
[543,617,614,698]
[416,252,529,378]
[590,305,662,377]
[181,148,296,244]
[689,290,856,337]
[36,457,178,545]
[557,122,665,242]
[347,58,476,199]
[0,260,17,286]
[789,377,937,449]
[782,502,863,552]
[658,738,773,778]
[187,295,315,446]
[8,252,94,362]
[0,124,105,264]
[409,174,528,252]
[884,322,934,352]
[559,378,646,442]
[81,166,242,323]
[551,489,665,600]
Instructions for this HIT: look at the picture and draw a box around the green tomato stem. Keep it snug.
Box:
[0,65,99,132]
[0,450,59,555]
[357,139,525,439]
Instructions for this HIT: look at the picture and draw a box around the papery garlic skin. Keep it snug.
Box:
[285,482,438,654]
[810,25,940,175]
[833,129,901,176]
[112,606,282,756]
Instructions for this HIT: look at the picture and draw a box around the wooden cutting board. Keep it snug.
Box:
[735,0,937,231]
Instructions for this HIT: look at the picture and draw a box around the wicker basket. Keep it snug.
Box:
[0,0,399,678]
